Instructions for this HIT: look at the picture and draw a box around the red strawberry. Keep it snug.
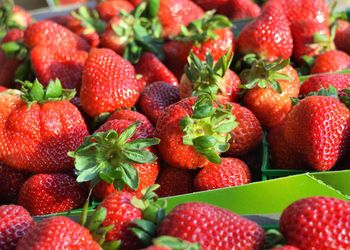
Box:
[310,50,350,74]
[100,16,125,55]
[237,4,293,59]
[1,28,24,43]
[16,216,100,249]
[0,162,29,203]
[0,3,32,30]
[156,165,194,197]
[135,52,178,87]
[194,157,251,191]
[283,96,350,171]
[280,197,350,249]
[18,173,87,216]
[335,20,350,55]
[0,80,89,173]
[30,46,88,91]
[158,0,204,37]
[163,41,192,79]
[0,86,7,92]
[24,20,90,51]
[139,81,180,125]
[0,205,34,249]
[158,202,265,249]
[96,0,134,21]
[223,0,261,20]
[80,48,139,117]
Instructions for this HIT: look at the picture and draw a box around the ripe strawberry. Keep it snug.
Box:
[221,0,261,20]
[1,28,24,43]
[158,202,265,249]
[237,4,293,59]
[96,0,134,21]
[30,46,88,91]
[0,79,89,173]
[0,49,22,87]
[241,57,300,129]
[16,216,100,249]
[156,165,194,197]
[335,20,350,54]
[139,81,180,125]
[135,52,178,87]
[24,20,90,51]
[194,157,251,191]
[158,0,204,37]
[80,48,139,117]
[0,205,34,249]
[280,197,350,249]
[310,50,350,74]
[283,96,350,171]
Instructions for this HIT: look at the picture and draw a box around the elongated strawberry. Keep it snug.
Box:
[310,50,350,74]
[80,48,139,117]
[0,79,89,173]
[158,202,265,249]
[280,197,350,249]
[0,205,34,250]
[96,0,134,21]
[335,20,350,54]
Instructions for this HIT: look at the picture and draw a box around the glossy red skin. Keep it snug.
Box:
[24,20,90,51]
[80,48,140,117]
[300,74,350,96]
[139,81,180,125]
[222,0,261,19]
[194,157,251,191]
[310,50,350,74]
[243,65,300,129]
[0,163,30,203]
[156,97,209,169]
[0,205,34,250]
[16,216,100,249]
[18,173,87,216]
[0,95,89,173]
[283,96,350,171]
[280,197,350,249]
[30,46,88,91]
[96,0,134,21]
[158,0,204,37]
[98,191,142,249]
[335,20,350,55]
[238,5,292,59]
[158,202,265,249]
[135,52,179,87]
[156,164,194,197]
[100,16,126,56]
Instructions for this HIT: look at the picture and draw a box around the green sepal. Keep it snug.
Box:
[71,6,106,35]
[263,229,286,249]
[306,85,339,98]
[86,206,107,232]
[153,236,202,250]
[340,89,350,109]
[102,240,121,250]
[291,97,300,106]
[129,219,156,245]
[1,41,28,60]
[0,0,25,35]
[92,112,111,130]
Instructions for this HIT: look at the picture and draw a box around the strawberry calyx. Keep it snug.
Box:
[293,85,339,106]
[239,57,292,93]
[173,11,232,45]
[69,121,160,191]
[150,236,202,250]
[71,6,106,35]
[1,40,27,60]
[180,95,238,164]
[0,0,22,38]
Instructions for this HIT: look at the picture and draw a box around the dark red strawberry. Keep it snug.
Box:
[0,50,22,87]
[96,0,134,21]
[139,81,180,125]
[223,0,261,19]
[335,20,350,55]
[0,205,34,250]
[310,50,350,74]
[280,197,350,249]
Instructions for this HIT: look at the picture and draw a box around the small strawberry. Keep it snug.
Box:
[158,202,265,249]
[194,157,251,191]
[0,1,32,32]
[310,50,350,74]
[80,48,139,117]
[280,196,350,249]
[335,20,350,55]
[96,0,134,21]
[139,81,180,125]
[0,205,34,249]
[222,0,261,20]
[16,216,100,249]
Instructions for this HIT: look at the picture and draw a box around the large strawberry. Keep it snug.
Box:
[96,0,134,21]
[335,20,350,55]
[310,50,350,74]
[80,48,139,117]
[158,202,265,249]
[0,205,34,249]
[280,196,350,249]
[0,79,89,173]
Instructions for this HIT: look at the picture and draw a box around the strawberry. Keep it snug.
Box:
[335,20,350,55]
[310,50,350,74]
[16,216,100,249]
[158,0,204,37]
[96,0,134,21]
[194,157,251,191]
[224,0,261,20]
[30,46,88,91]
[0,162,29,203]
[280,196,350,249]
[139,81,180,125]
[0,86,7,92]
[134,52,178,87]
[241,57,300,129]
[80,48,139,117]
[0,2,32,31]
[0,205,34,249]
[283,95,350,171]
[1,28,24,43]
[0,48,22,87]
[0,79,89,173]
[24,20,90,51]
[158,202,265,249]
[237,4,293,59]
[156,165,194,197]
